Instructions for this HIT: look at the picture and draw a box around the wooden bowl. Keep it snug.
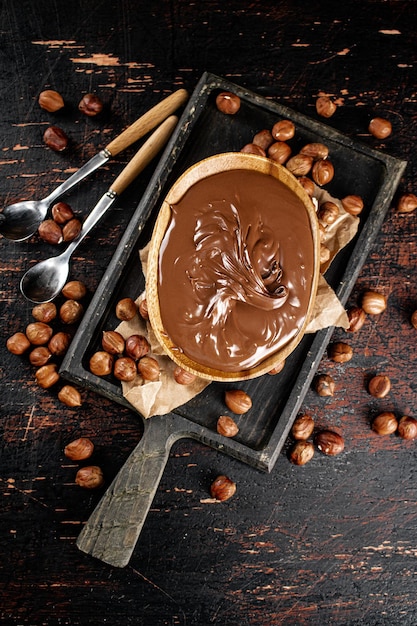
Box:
[146,152,320,382]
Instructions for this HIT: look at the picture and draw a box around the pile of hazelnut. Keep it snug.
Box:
[89,296,198,386]
[38,200,82,245]
[215,90,417,217]
[6,280,87,407]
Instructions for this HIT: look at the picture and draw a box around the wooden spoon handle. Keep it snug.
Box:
[105,89,188,156]
[110,115,178,196]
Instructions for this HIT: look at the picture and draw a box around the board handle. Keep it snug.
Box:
[76,414,181,567]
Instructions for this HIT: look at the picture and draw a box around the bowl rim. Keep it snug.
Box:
[146,152,321,382]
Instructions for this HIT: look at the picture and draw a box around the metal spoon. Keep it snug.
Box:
[1,89,187,241]
[20,115,178,303]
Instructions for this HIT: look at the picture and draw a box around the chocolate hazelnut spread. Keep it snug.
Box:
[157,168,316,372]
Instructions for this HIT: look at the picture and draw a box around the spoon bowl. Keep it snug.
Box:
[1,200,49,241]
[20,254,70,303]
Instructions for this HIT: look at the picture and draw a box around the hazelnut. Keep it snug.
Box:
[75,466,104,489]
[291,414,315,441]
[51,201,74,224]
[315,430,344,455]
[64,437,94,460]
[26,322,53,345]
[397,193,417,214]
[125,334,150,360]
[137,356,160,381]
[215,91,240,115]
[60,300,84,324]
[173,366,197,385]
[115,297,137,321]
[267,141,292,164]
[289,441,315,465]
[89,351,114,376]
[252,129,274,151]
[210,475,236,501]
[361,290,387,315]
[271,119,295,141]
[341,195,364,216]
[62,218,82,242]
[346,306,367,332]
[217,415,239,438]
[58,385,82,407]
[78,93,103,116]
[372,412,398,436]
[285,154,313,177]
[48,331,71,356]
[328,342,353,363]
[268,360,286,375]
[240,143,266,156]
[314,374,335,397]
[315,95,337,118]
[411,310,417,330]
[114,356,138,382]
[224,389,252,414]
[138,298,149,320]
[102,330,125,355]
[38,89,65,112]
[29,346,52,367]
[62,280,87,300]
[298,176,315,196]
[300,142,329,160]
[398,416,417,440]
[368,375,391,398]
[43,125,69,151]
[312,159,334,186]
[317,201,339,225]
[6,332,31,355]
[38,219,63,244]
[368,117,392,139]
[35,363,60,388]
[32,302,57,323]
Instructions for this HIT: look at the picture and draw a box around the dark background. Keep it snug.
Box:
[2,1,417,625]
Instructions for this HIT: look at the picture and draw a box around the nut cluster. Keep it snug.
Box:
[90,296,200,387]
[237,117,368,271]
[345,288,387,332]
[288,412,345,465]
[6,280,87,405]
[38,201,82,245]
[372,413,417,440]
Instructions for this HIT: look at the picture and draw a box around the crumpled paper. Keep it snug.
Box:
[116,185,359,417]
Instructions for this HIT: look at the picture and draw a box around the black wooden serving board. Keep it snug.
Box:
[61,73,406,567]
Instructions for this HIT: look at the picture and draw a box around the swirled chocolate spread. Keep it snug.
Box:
[157,169,315,372]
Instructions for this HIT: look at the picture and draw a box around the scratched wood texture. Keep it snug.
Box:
[1,1,417,624]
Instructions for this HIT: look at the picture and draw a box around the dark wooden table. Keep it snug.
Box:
[2,2,417,624]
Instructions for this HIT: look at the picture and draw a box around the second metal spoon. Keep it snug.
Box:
[20,115,178,303]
